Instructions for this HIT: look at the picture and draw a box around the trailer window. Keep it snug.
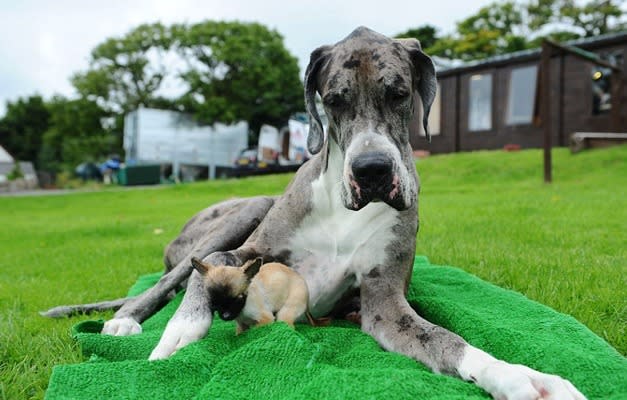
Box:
[506,66,537,125]
[468,74,492,131]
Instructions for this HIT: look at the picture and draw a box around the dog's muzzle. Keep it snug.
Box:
[349,152,404,211]
[219,310,236,321]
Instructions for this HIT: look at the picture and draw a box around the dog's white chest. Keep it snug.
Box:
[290,198,398,270]
[288,159,400,316]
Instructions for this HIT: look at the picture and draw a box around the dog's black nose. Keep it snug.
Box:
[220,311,234,320]
[352,152,393,183]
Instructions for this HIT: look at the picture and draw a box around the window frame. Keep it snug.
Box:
[506,65,538,126]
[467,73,493,132]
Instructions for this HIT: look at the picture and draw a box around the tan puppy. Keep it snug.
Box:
[191,257,316,334]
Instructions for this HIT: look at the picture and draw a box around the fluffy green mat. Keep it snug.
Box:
[46,256,626,399]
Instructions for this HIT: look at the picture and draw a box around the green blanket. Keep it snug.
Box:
[46,256,626,399]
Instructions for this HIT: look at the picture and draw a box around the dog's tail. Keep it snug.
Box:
[39,297,132,318]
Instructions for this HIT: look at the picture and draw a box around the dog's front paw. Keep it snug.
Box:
[477,361,586,400]
[148,316,211,360]
[101,317,142,336]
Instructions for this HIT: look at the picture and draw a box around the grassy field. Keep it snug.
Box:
[1,145,625,399]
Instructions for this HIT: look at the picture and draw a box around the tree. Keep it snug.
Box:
[0,95,50,167]
[414,0,625,61]
[173,21,304,138]
[69,23,180,166]
[555,0,624,36]
[71,22,175,115]
[427,1,529,60]
[71,21,304,144]
[394,25,439,50]
[39,96,113,172]
[525,0,585,48]
[0,94,114,173]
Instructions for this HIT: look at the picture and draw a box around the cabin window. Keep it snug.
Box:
[468,73,492,131]
[506,65,537,125]
[592,52,623,115]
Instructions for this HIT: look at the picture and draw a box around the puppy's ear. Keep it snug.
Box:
[191,257,212,275]
[304,45,331,155]
[241,257,263,280]
[394,38,437,143]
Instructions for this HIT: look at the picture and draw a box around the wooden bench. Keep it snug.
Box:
[569,132,627,153]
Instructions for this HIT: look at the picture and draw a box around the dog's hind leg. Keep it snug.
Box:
[101,196,276,336]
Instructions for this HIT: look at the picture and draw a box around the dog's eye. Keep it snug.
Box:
[386,88,410,102]
[323,93,347,109]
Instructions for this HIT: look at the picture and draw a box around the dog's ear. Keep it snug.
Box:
[395,38,437,143]
[241,257,263,280]
[191,257,212,275]
[304,45,330,155]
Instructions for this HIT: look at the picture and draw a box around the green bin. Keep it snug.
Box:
[117,164,161,186]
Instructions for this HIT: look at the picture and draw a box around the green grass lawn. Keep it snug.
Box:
[1,145,625,399]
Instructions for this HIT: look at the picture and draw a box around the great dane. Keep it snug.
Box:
[45,27,585,399]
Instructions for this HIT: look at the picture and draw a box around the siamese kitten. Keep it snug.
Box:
[191,257,319,334]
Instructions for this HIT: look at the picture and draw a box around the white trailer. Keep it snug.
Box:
[123,107,248,179]
[257,118,311,166]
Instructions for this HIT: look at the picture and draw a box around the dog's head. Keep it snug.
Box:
[304,26,436,211]
[191,257,263,321]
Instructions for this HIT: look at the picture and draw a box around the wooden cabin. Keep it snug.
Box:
[411,32,627,153]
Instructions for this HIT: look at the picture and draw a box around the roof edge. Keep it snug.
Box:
[435,30,627,77]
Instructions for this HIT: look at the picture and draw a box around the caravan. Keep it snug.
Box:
[256,115,311,166]
[124,107,248,180]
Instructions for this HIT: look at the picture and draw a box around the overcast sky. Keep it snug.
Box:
[1,0,510,116]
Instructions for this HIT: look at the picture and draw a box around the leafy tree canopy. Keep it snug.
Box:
[0,95,50,167]
[173,21,304,135]
[71,22,174,115]
[71,20,304,138]
[398,0,625,61]
[39,96,114,172]
[2,20,304,174]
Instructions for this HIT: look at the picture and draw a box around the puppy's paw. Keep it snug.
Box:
[101,317,142,336]
[148,316,211,360]
[478,362,586,400]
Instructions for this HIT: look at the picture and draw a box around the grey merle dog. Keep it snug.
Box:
[44,27,585,400]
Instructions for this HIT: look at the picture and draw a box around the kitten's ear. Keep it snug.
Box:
[191,257,213,275]
[242,257,263,280]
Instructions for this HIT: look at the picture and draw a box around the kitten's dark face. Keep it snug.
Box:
[191,257,262,321]
[210,284,246,321]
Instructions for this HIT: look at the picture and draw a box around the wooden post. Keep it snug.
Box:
[454,75,461,152]
[541,41,552,184]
